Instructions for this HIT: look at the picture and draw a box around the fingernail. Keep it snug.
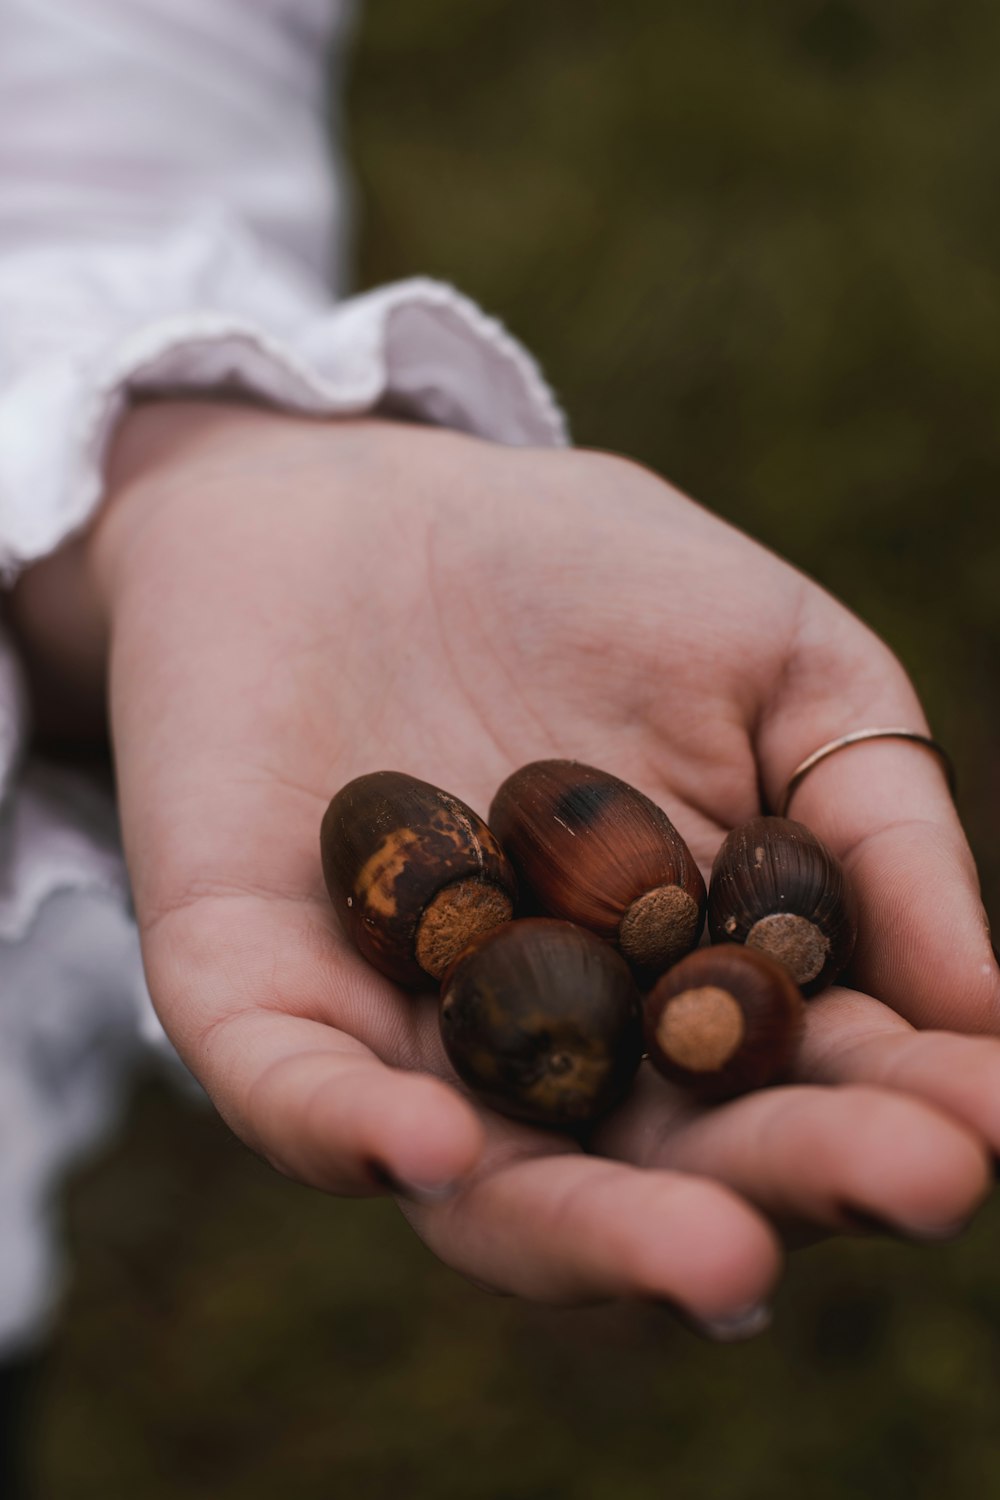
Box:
[369,1163,460,1205]
[687,1303,772,1343]
[842,1207,969,1244]
[903,1218,970,1245]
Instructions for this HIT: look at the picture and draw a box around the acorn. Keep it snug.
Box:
[708,816,857,994]
[489,760,706,979]
[439,918,643,1128]
[644,946,804,1101]
[321,771,517,988]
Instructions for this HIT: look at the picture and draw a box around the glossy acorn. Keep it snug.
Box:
[439,918,644,1128]
[644,945,804,1101]
[489,760,706,979]
[708,816,857,994]
[321,771,517,988]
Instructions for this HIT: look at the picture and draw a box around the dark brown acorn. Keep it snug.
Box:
[708,816,857,994]
[644,946,804,1101]
[321,771,516,988]
[439,918,643,1128]
[489,760,706,980]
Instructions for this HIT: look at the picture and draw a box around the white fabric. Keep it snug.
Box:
[0,798,146,1354]
[0,0,568,1352]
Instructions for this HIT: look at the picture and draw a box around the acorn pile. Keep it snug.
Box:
[320,762,857,1129]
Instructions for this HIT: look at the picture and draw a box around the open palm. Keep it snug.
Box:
[67,402,1000,1336]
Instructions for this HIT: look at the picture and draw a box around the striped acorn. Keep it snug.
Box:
[321,771,516,988]
[489,760,706,980]
[708,816,857,994]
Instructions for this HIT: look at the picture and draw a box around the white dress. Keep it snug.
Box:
[0,0,567,1355]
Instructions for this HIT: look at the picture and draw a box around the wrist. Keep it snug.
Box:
[91,398,273,595]
[4,398,260,743]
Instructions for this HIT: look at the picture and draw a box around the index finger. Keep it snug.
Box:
[756,606,1000,1031]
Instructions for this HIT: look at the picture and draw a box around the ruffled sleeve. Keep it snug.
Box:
[0,1,566,577]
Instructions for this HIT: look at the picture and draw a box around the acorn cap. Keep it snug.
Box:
[440,918,643,1128]
[707,816,857,994]
[489,760,706,979]
[644,945,804,1101]
[321,771,516,987]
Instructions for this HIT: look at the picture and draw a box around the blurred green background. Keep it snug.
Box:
[33,1,1000,1494]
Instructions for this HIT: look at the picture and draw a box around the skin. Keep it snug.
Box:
[8,400,1000,1338]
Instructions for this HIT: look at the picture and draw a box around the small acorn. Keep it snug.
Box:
[708,816,856,994]
[321,771,517,987]
[439,918,644,1128]
[489,760,706,979]
[644,946,804,1101]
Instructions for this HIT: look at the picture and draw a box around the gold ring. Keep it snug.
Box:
[779,728,956,818]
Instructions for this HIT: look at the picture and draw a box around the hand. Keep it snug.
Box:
[10,402,998,1335]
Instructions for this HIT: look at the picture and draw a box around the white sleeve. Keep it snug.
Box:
[0,0,568,576]
[0,0,568,1355]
